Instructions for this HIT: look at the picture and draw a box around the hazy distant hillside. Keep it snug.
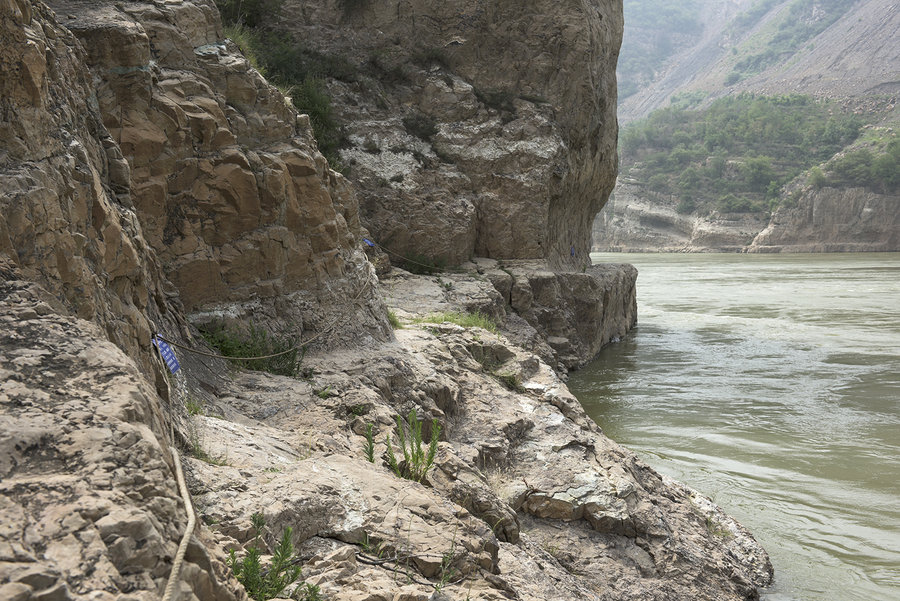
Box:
[600,0,899,253]
[618,0,899,123]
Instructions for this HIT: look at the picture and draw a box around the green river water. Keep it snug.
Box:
[568,253,900,601]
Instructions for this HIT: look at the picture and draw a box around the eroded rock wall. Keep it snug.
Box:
[748,186,900,252]
[277,0,623,269]
[594,181,899,253]
[593,183,769,252]
[0,278,242,601]
[0,0,181,372]
[45,0,389,344]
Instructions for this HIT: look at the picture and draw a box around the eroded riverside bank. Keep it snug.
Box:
[570,252,900,601]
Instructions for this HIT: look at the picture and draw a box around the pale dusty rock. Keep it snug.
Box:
[276,0,623,269]
[593,182,770,252]
[595,172,899,254]
[381,260,637,370]
[0,279,243,601]
[180,296,770,601]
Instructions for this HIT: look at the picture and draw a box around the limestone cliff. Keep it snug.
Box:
[593,182,768,252]
[748,185,900,253]
[1,1,773,601]
[593,180,899,254]
[44,0,390,344]
[274,0,622,270]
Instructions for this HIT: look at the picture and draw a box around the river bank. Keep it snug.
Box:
[0,261,778,600]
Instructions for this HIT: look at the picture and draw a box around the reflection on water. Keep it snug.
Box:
[569,253,900,601]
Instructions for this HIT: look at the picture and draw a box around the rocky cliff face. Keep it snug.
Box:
[1,1,773,600]
[593,183,769,252]
[748,185,900,253]
[593,180,900,253]
[276,0,622,270]
[44,0,390,344]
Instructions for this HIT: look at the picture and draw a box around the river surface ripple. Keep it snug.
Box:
[568,253,900,601]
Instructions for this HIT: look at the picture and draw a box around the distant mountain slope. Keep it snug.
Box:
[600,0,899,253]
[693,0,900,100]
[618,0,899,123]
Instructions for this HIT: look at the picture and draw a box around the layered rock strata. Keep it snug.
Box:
[43,0,389,344]
[594,181,900,253]
[182,291,772,601]
[747,185,900,253]
[593,183,769,253]
[382,260,637,372]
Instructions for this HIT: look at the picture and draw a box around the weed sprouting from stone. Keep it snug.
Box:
[412,311,498,333]
[364,423,376,463]
[228,513,302,601]
[385,409,440,483]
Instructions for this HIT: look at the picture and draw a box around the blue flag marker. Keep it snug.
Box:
[363,238,375,247]
[153,335,181,374]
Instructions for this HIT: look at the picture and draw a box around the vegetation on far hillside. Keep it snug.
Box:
[619,94,867,214]
[725,0,856,85]
[822,137,900,194]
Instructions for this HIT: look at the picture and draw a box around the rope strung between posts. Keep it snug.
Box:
[154,279,371,362]
[161,447,195,601]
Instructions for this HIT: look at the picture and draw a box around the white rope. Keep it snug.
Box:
[161,447,196,601]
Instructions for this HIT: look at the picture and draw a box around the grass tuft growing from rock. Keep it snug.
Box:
[413,311,498,333]
[385,409,440,483]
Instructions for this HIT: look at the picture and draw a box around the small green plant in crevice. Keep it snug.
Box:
[412,311,498,333]
[215,0,282,28]
[474,88,516,115]
[363,423,376,463]
[347,403,370,417]
[199,321,302,377]
[185,397,204,416]
[385,409,440,483]
[413,46,449,69]
[387,309,402,329]
[402,113,438,141]
[190,443,231,466]
[434,528,460,592]
[705,515,732,539]
[224,24,267,75]
[494,371,525,393]
[360,532,386,558]
[186,417,230,466]
[228,513,304,601]
[314,385,334,399]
